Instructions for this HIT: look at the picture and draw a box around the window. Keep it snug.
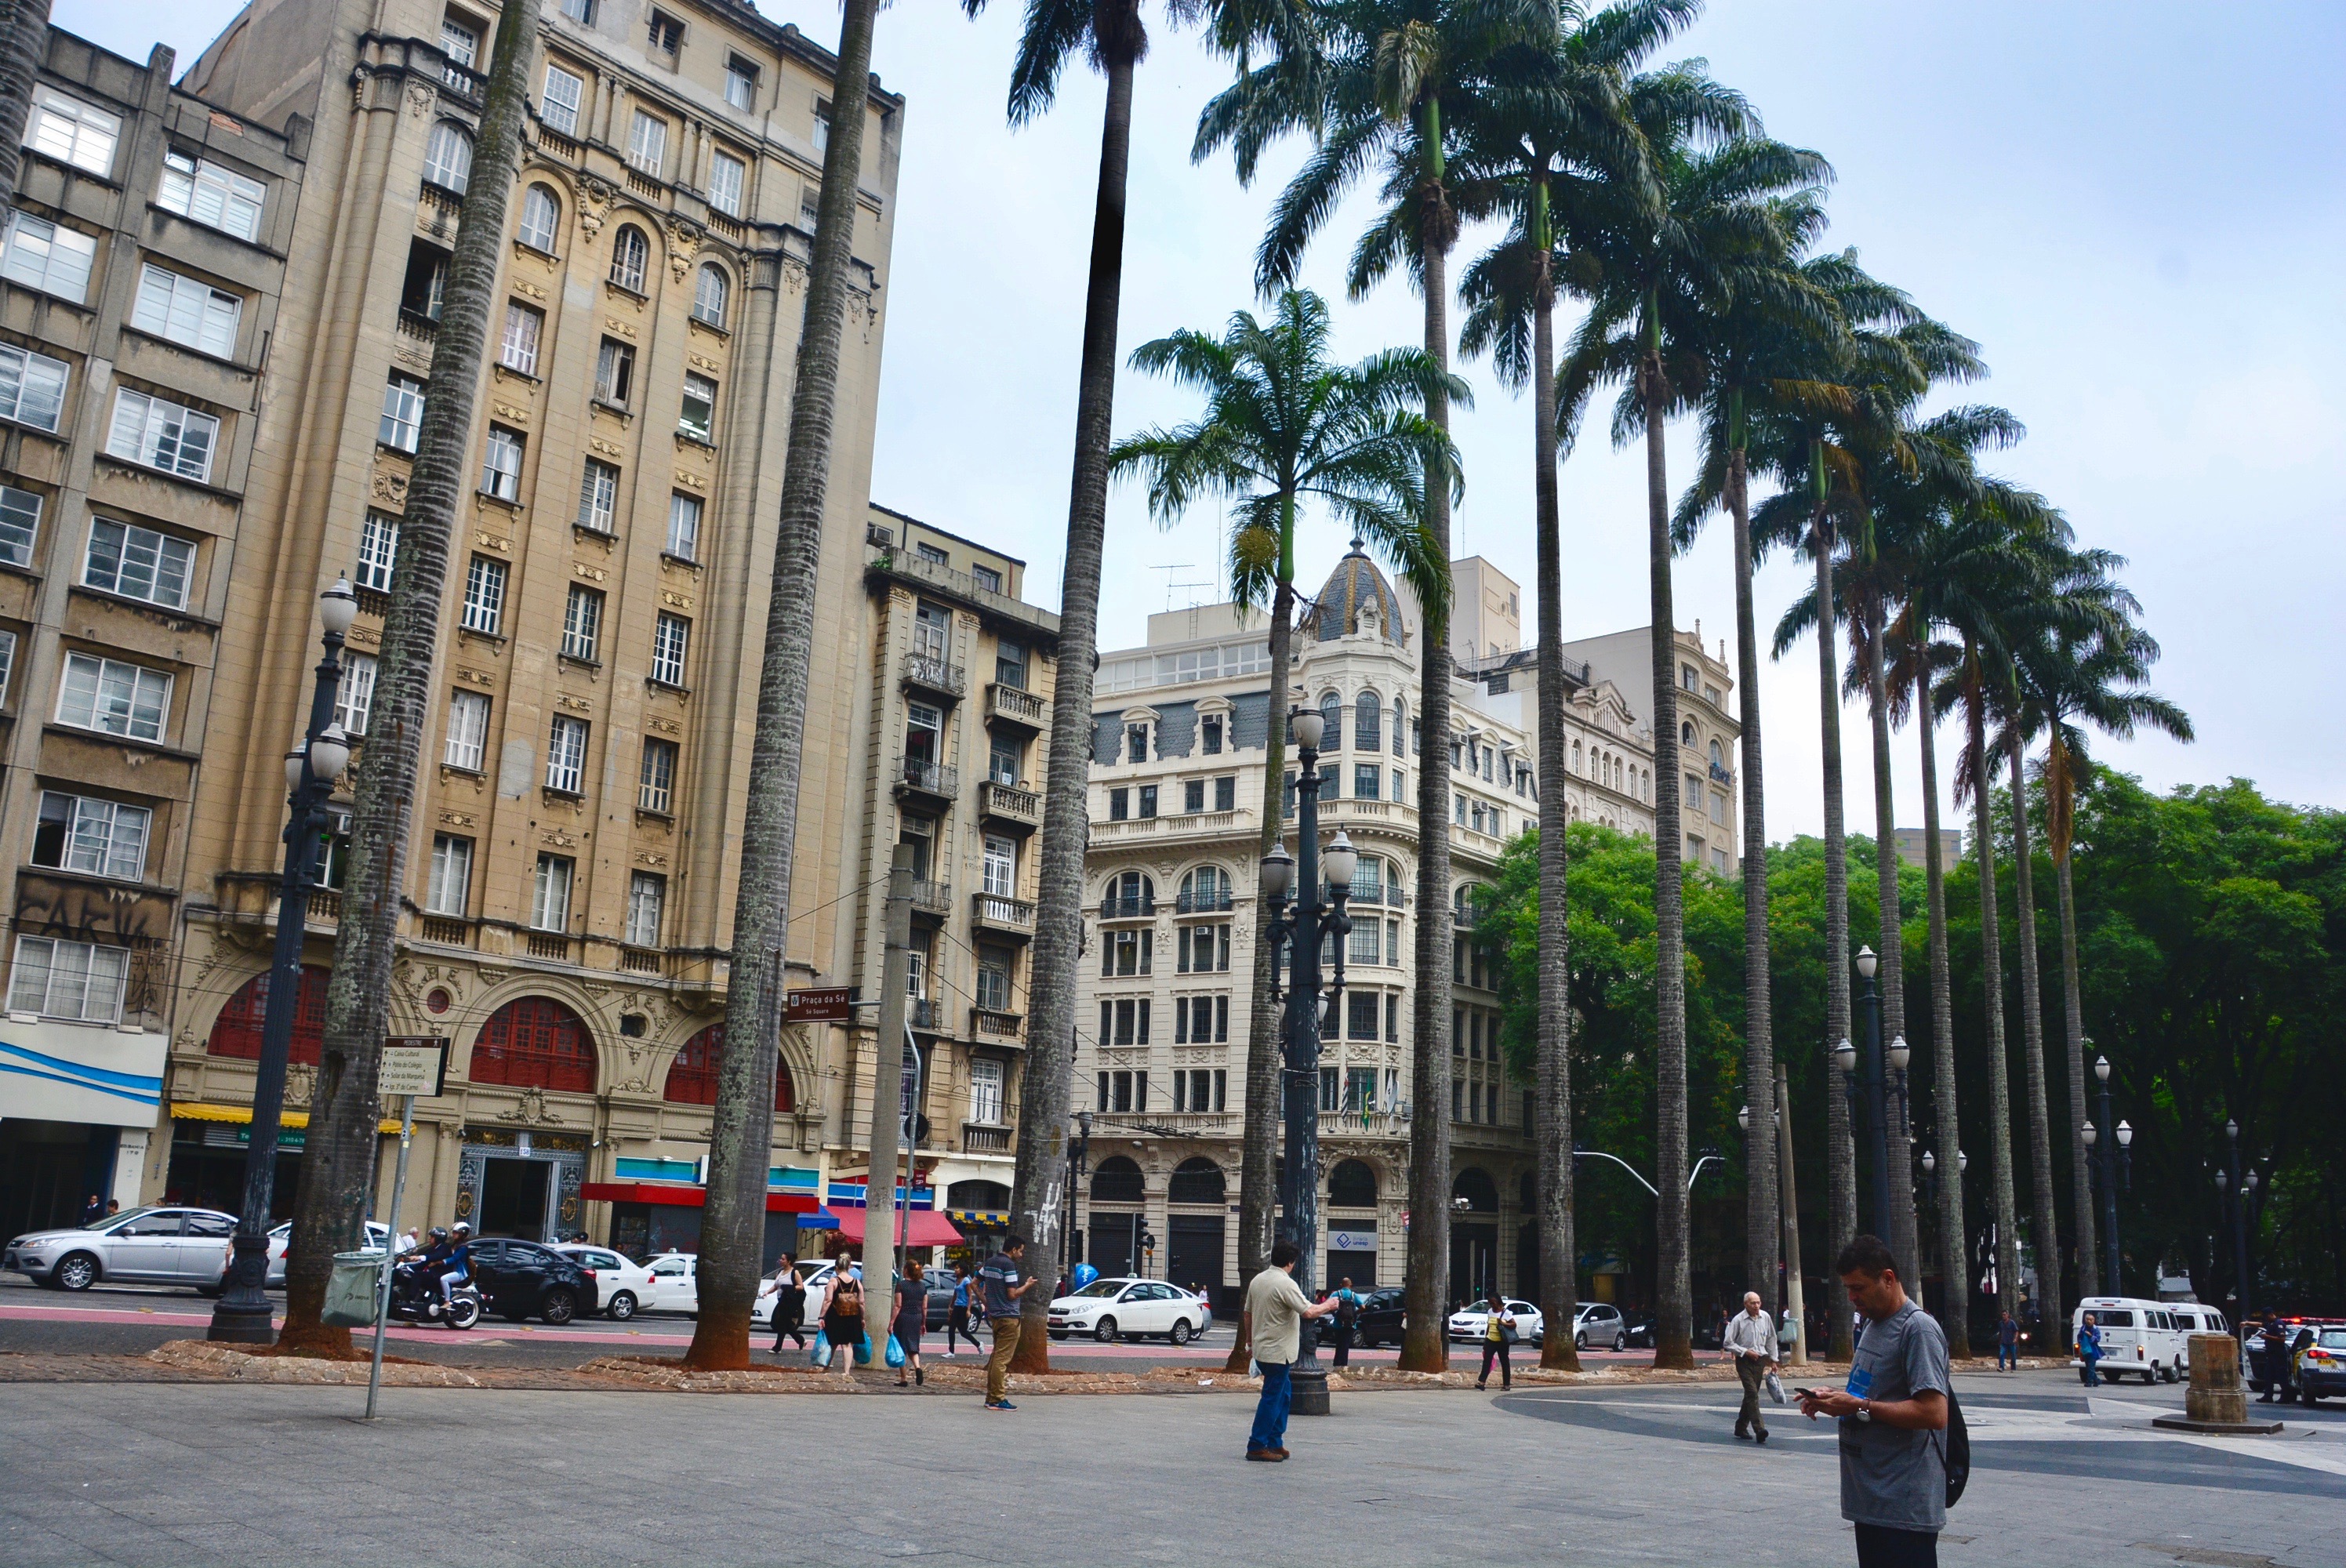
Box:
[982,834,1015,898]
[1320,1068,1340,1114]
[666,492,700,559]
[594,336,635,404]
[812,99,831,153]
[333,651,376,735]
[1107,787,1128,822]
[626,871,664,946]
[1102,928,1151,978]
[1681,720,1696,746]
[422,122,473,194]
[1356,691,1382,750]
[56,653,170,741]
[561,585,603,662]
[1682,663,1699,692]
[628,110,668,176]
[989,737,1019,786]
[976,946,1012,1011]
[639,737,677,812]
[561,465,617,539]
[800,186,821,228]
[1181,779,1203,814]
[130,263,243,360]
[1319,691,1343,751]
[1176,924,1229,975]
[1,212,96,300]
[481,426,523,500]
[1174,995,1227,1044]
[970,1058,1005,1124]
[547,715,588,793]
[1200,713,1222,755]
[1215,775,1235,811]
[1137,785,1158,818]
[9,936,127,1022]
[692,263,729,327]
[444,689,489,770]
[913,540,947,566]
[1354,764,1381,800]
[426,833,472,914]
[461,555,507,633]
[27,85,120,176]
[677,372,715,441]
[354,510,399,592]
[1124,722,1149,764]
[1714,846,1729,874]
[652,612,689,685]
[1712,789,1729,822]
[0,343,67,433]
[707,149,745,217]
[971,563,1002,593]
[82,518,194,610]
[559,0,594,21]
[518,183,561,252]
[158,148,266,241]
[540,64,583,136]
[608,225,648,292]
[1685,771,1705,812]
[724,55,760,111]
[995,639,1026,690]
[34,792,151,881]
[0,628,13,706]
[440,16,480,71]
[1688,834,1705,865]
[646,9,684,55]
[1349,918,1380,967]
[531,854,573,931]
[496,301,543,376]
[379,373,426,452]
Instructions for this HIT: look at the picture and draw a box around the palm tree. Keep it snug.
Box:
[274,0,541,1353]
[1197,0,1552,1372]
[0,1,52,214]
[685,0,883,1370]
[1109,289,1458,1371]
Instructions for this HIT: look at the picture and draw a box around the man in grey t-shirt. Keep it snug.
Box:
[1799,1235,1950,1568]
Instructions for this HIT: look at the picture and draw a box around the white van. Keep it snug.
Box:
[2167,1302,2231,1368]
[2073,1297,2193,1383]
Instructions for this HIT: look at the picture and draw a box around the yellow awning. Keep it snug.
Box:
[172,1102,403,1134]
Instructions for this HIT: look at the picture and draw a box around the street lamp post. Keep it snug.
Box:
[2084,1050,2130,1297]
[1259,705,1355,1418]
[209,579,358,1343]
[2216,1118,2257,1323]
[1835,947,1902,1247]
[1064,1109,1093,1274]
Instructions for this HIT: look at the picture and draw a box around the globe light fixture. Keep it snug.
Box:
[1288,706,1324,751]
[1855,945,1878,979]
[1259,842,1294,901]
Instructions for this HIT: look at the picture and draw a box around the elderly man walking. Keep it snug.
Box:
[1726,1290,1778,1443]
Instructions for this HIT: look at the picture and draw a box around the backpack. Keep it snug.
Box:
[1336,1293,1358,1327]
[1942,1385,1970,1508]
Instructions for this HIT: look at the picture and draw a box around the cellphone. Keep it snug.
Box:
[1794,1387,1834,1402]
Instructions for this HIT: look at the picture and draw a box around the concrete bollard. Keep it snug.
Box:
[2185,1334,2246,1426]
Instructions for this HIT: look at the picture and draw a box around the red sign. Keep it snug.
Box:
[786,987,853,1023]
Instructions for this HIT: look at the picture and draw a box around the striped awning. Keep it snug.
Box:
[173,1102,403,1134]
[947,1209,1010,1228]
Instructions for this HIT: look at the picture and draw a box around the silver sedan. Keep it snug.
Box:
[3,1206,240,1293]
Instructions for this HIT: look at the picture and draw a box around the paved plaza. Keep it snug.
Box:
[1,1367,2339,1567]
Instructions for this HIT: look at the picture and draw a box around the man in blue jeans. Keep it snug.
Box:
[1242,1239,1341,1461]
[2077,1312,2103,1387]
[1996,1311,2018,1372]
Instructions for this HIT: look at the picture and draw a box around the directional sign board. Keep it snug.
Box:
[378,1037,448,1098]
[785,987,854,1023]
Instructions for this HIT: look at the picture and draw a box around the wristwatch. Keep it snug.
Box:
[1854,1400,1873,1423]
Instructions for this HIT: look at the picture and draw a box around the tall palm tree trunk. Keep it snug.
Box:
[1400,114,1457,1372]
[0,1,51,214]
[1966,679,2019,1334]
[1226,546,1294,1374]
[1531,252,1578,1370]
[1812,475,1855,1361]
[1640,331,1691,1372]
[278,0,539,1355]
[1725,424,1776,1318]
[2055,834,2097,1294]
[1011,31,1139,1374]
[1916,679,1968,1353]
[1862,597,1917,1286]
[686,0,881,1370]
[2006,735,2063,1351]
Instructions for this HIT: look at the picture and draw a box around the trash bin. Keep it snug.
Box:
[323,1250,387,1328]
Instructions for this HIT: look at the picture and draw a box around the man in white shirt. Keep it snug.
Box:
[1725,1290,1778,1443]
[1241,1239,1342,1462]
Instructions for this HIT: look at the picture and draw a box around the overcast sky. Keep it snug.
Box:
[71,1,2345,841]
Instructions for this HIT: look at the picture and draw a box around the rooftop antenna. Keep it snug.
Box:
[1153,562,1210,612]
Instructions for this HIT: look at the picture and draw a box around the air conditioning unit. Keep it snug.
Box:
[866,523,894,548]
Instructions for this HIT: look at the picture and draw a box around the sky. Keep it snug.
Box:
[67,1,2346,841]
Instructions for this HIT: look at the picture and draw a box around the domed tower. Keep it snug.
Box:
[1306,539,1408,645]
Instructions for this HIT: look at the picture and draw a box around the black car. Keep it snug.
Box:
[924,1274,960,1332]
[470,1238,592,1325]
[1350,1288,1408,1348]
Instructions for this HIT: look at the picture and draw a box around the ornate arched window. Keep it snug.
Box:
[1168,1157,1225,1205]
[1105,869,1155,914]
[1709,739,1725,770]
[663,1022,794,1110]
[423,122,473,194]
[1178,865,1229,911]
[1354,690,1382,751]
[1329,1159,1378,1208]
[207,966,330,1066]
[692,262,730,328]
[608,224,649,292]
[1391,696,1407,757]
[1681,720,1696,746]
[1090,1155,1144,1204]
[518,183,561,252]
[1317,690,1344,751]
[1453,1167,1498,1213]
[470,997,596,1092]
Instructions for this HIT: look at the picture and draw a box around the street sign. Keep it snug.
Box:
[786,987,853,1023]
[379,1038,448,1098]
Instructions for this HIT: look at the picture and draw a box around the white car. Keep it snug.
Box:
[3,1207,239,1293]
[2072,1296,2194,1385]
[1568,1301,1629,1352]
[554,1244,656,1320]
[647,1251,781,1325]
[267,1221,389,1287]
[1448,1298,1543,1345]
[1047,1276,1206,1344]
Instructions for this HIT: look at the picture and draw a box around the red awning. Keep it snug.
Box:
[826,1206,963,1247]
[579,1181,816,1214]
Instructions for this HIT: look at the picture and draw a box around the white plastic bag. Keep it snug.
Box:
[1765,1368,1788,1406]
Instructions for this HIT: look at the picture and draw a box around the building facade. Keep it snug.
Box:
[1556,622,1742,876]
[1071,546,1679,1306]
[0,31,308,1237]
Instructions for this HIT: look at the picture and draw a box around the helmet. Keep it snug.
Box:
[428,1227,448,1242]
[451,1221,472,1236]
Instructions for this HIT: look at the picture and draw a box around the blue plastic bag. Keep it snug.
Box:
[1073,1263,1099,1290]
[855,1330,874,1367]
[810,1330,832,1369]
[884,1332,906,1370]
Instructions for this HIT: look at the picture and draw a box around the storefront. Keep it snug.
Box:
[0,1021,162,1236]
[583,1162,823,1264]
[163,1102,407,1220]
[452,1127,589,1242]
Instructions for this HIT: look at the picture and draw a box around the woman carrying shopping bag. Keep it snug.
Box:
[1476,1302,1517,1392]
[894,1259,929,1388]
[822,1258,866,1380]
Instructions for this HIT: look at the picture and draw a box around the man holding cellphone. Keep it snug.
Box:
[1798,1235,1950,1568]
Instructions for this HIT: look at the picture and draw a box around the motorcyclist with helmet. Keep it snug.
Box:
[395,1223,474,1307]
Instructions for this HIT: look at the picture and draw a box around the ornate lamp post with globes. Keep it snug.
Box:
[2081,1046,2130,1297]
[1258,702,1356,1417]
[209,579,358,1343]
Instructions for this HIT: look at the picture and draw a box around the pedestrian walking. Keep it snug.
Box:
[1476,1300,1518,1391]
[893,1258,928,1388]
[79,1194,104,1228]
[2076,1312,2103,1388]
[1995,1311,2017,1373]
[944,1262,980,1356]
[820,1254,866,1380]
[1242,1239,1341,1461]
[1327,1278,1364,1369]
[1725,1290,1778,1443]
[1797,1235,1951,1568]
[978,1235,1035,1411]
[769,1254,808,1354]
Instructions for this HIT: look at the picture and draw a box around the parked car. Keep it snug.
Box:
[1047,1276,1205,1343]
[1352,1287,1407,1348]
[1623,1315,1656,1350]
[1569,1301,1629,1352]
[553,1243,656,1320]
[469,1238,593,1325]
[267,1221,389,1287]
[1447,1298,1544,1345]
[2295,1327,2346,1404]
[2072,1297,2192,1385]
[3,1207,238,1293]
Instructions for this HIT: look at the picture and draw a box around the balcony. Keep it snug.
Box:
[895,759,958,808]
[910,879,952,920]
[525,931,575,964]
[1088,807,1255,844]
[306,889,342,925]
[619,947,663,976]
[963,1123,1012,1154]
[1710,759,1735,786]
[971,892,1036,942]
[909,997,943,1033]
[440,59,486,103]
[970,1007,1025,1046]
[985,682,1048,732]
[979,779,1040,833]
[417,915,472,947]
[1097,894,1156,921]
[901,650,966,701]
[1174,887,1233,914]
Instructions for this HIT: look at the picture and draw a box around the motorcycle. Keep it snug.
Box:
[388,1262,482,1330]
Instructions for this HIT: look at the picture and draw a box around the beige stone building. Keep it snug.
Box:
[1556,622,1742,876]
[1071,546,1683,1306]
[0,28,309,1238]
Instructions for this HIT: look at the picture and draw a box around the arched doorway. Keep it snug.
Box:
[1165,1157,1226,1296]
[1327,1159,1381,1287]
[461,998,597,1241]
[1451,1167,1499,1305]
[1088,1156,1146,1276]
